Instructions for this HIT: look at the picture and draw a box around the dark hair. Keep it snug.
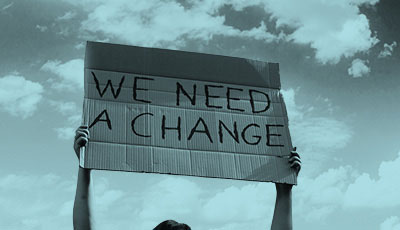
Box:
[153,220,191,230]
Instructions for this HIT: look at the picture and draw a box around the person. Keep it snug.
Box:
[73,125,301,230]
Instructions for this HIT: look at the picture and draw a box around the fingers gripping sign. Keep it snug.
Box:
[289,147,301,176]
[74,125,90,160]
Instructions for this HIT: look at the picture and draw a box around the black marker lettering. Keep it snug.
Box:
[188,117,213,143]
[249,89,270,114]
[176,82,196,106]
[205,85,223,109]
[241,123,261,145]
[218,120,239,143]
[89,109,112,130]
[131,113,153,137]
[92,71,125,99]
[133,77,154,103]
[266,124,284,147]
[227,87,245,112]
[162,115,182,141]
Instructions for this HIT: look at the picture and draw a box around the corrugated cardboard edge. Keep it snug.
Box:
[79,147,85,168]
[79,98,90,168]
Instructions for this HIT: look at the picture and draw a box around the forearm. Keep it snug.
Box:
[271,184,293,230]
[73,167,92,230]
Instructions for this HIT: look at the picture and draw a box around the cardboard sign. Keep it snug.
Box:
[81,41,297,184]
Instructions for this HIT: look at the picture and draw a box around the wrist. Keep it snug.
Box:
[78,167,92,175]
[275,183,293,195]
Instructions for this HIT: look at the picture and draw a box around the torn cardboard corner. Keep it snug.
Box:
[81,41,297,184]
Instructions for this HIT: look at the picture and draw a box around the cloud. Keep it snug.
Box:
[381,216,400,230]
[49,100,79,115]
[95,189,125,212]
[48,100,82,139]
[36,25,48,32]
[281,88,353,174]
[343,151,400,208]
[57,11,77,21]
[279,90,398,222]
[90,175,201,230]
[378,41,397,58]
[280,88,304,121]
[0,172,132,230]
[348,58,370,78]
[263,0,379,64]
[41,59,84,91]
[83,152,399,229]
[1,2,13,11]
[293,150,400,222]
[292,117,353,150]
[0,75,43,119]
[54,127,76,140]
[0,173,75,230]
[77,0,277,48]
[65,0,378,64]
[295,166,356,221]
[201,183,275,227]
[72,172,278,230]
[54,119,81,140]
[3,150,398,230]
[137,177,204,224]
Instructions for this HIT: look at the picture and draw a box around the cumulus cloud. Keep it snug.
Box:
[348,58,370,78]
[295,166,356,221]
[138,177,203,220]
[0,75,43,119]
[378,41,397,58]
[343,151,400,208]
[201,183,275,227]
[77,0,277,48]
[49,100,81,123]
[281,88,353,174]
[49,100,79,115]
[2,149,399,230]
[293,150,400,222]
[89,175,277,230]
[264,0,379,64]
[80,151,400,228]
[0,173,75,230]
[280,88,304,121]
[292,117,353,150]
[64,0,378,64]
[54,127,76,140]
[41,59,84,91]
[49,100,82,139]
[381,216,400,230]
[0,172,133,230]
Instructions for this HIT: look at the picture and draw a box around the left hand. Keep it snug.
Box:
[74,125,89,160]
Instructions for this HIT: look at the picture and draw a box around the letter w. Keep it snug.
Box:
[92,71,125,99]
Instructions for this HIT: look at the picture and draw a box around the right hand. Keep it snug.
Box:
[74,125,89,159]
[288,147,301,176]
[275,147,301,192]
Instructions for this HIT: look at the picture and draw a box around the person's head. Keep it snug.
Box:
[153,220,191,230]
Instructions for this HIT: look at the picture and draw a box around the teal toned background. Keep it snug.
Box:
[0,0,399,229]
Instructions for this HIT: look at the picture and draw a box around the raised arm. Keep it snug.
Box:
[271,148,301,230]
[73,126,93,230]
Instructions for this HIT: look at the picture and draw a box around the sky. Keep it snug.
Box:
[0,0,399,229]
